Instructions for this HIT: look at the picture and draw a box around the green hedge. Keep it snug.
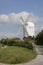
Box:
[0,37,33,49]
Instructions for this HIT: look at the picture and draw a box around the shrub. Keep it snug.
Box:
[35,30,43,45]
[0,37,33,49]
[1,38,7,45]
[23,38,33,49]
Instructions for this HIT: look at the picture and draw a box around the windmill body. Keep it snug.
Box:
[25,22,35,37]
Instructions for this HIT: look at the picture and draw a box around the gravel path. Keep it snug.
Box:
[0,55,43,65]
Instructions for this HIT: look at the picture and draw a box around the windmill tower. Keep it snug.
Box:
[20,16,35,37]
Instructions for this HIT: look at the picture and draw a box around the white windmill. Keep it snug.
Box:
[16,15,35,38]
[20,15,35,37]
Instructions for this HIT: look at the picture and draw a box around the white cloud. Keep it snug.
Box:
[8,13,19,24]
[0,32,17,38]
[0,14,9,24]
[0,12,39,24]
[0,12,43,25]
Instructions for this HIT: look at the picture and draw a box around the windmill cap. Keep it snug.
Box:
[27,22,34,26]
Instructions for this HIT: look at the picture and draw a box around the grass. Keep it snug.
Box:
[0,44,36,64]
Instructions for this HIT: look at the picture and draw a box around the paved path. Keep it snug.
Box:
[16,55,43,65]
[32,42,42,55]
[0,55,43,65]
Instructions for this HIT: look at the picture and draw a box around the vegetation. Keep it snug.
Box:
[0,37,33,49]
[0,45,36,64]
[35,30,43,45]
[0,36,37,64]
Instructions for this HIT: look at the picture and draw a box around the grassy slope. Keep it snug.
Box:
[0,45,36,64]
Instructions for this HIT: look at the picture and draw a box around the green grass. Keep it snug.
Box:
[0,45,36,64]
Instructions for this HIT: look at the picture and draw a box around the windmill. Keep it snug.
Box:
[16,15,35,38]
[20,15,31,37]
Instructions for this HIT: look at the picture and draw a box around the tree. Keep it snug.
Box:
[35,30,43,45]
[1,38,8,45]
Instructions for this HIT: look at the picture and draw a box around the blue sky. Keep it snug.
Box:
[0,0,43,38]
[0,0,43,17]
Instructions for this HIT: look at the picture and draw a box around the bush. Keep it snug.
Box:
[1,38,8,45]
[23,38,33,49]
[0,37,33,49]
[35,30,43,45]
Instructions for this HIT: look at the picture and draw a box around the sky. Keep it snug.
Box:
[0,0,43,38]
